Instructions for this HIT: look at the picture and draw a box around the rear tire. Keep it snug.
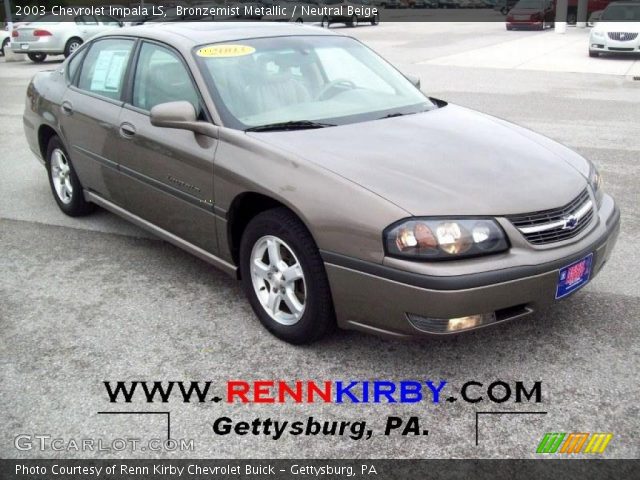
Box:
[28,53,47,63]
[240,208,335,344]
[64,37,82,58]
[46,136,95,217]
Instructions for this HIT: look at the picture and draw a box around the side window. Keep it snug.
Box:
[132,42,201,114]
[96,15,121,26]
[78,39,134,100]
[75,15,98,25]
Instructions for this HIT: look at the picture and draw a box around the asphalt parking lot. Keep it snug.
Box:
[1,22,639,459]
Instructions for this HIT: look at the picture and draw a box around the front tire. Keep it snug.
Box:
[240,208,335,344]
[46,136,95,216]
[28,53,47,63]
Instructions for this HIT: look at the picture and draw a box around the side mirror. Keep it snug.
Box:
[150,101,218,138]
[404,73,421,90]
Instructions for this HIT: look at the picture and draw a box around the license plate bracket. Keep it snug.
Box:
[556,253,593,299]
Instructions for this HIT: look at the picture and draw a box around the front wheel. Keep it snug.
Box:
[28,53,47,63]
[240,208,335,344]
[46,136,95,216]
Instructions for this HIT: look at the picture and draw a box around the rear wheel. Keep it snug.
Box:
[64,37,82,57]
[28,53,47,63]
[46,136,95,216]
[240,208,335,344]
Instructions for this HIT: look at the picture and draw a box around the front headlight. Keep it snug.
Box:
[384,218,509,261]
[588,162,603,207]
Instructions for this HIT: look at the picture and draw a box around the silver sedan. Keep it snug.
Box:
[11,14,122,63]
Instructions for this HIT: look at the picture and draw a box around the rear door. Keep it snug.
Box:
[59,37,135,201]
[114,40,218,254]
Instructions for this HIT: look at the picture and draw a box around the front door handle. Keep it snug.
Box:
[119,123,136,138]
[61,102,73,115]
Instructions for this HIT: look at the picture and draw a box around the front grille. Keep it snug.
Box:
[508,189,594,245]
[608,32,639,41]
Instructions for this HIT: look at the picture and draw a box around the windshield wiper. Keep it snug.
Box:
[245,120,336,132]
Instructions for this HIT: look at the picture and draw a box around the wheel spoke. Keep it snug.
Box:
[252,259,271,280]
[282,263,303,285]
[266,238,282,266]
[283,288,304,317]
[266,289,281,314]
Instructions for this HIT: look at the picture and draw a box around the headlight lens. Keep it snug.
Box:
[385,218,509,260]
[588,163,603,207]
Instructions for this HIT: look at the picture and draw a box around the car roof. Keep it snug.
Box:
[99,22,338,47]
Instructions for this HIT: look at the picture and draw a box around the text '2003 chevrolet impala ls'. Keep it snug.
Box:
[23,23,620,344]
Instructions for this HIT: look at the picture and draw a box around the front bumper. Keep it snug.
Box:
[323,195,620,338]
[589,36,640,54]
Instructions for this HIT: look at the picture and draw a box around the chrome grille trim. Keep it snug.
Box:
[508,189,594,245]
[607,32,639,41]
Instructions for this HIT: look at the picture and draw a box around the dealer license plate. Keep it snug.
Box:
[556,253,593,299]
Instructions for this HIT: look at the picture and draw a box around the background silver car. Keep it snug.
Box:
[11,13,122,63]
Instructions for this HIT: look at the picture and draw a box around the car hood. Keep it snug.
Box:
[594,22,640,33]
[251,104,589,216]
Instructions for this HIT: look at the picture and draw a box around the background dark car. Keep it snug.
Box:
[506,0,555,29]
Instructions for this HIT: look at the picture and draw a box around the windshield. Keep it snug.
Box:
[601,4,640,20]
[194,35,433,130]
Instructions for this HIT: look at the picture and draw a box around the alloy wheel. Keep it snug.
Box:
[50,148,73,204]
[250,235,306,326]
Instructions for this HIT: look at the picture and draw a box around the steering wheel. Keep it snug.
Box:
[316,79,357,100]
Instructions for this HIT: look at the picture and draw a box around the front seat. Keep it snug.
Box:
[247,70,312,114]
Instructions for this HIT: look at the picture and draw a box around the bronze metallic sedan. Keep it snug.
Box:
[23,23,620,343]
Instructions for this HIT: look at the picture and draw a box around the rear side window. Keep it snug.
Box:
[132,42,200,113]
[78,39,134,100]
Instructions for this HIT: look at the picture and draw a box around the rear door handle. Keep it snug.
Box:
[61,102,73,115]
[119,123,136,138]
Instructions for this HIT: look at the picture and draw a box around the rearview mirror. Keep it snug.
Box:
[404,74,421,90]
[150,101,218,138]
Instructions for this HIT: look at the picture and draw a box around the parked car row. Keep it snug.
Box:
[503,0,640,59]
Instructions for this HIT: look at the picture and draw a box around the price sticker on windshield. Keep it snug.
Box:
[196,45,256,58]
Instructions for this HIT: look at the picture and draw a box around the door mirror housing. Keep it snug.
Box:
[150,101,218,138]
[404,73,421,90]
